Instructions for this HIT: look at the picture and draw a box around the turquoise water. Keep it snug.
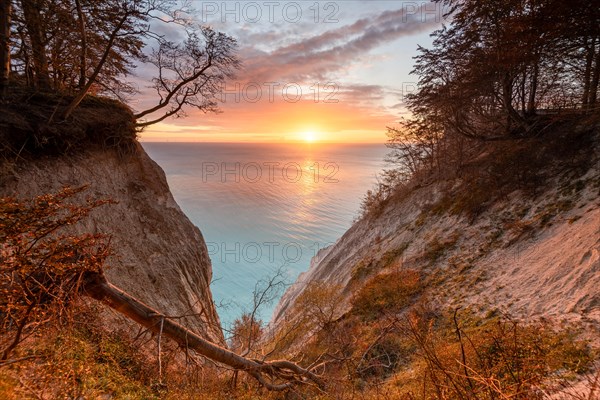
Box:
[142,142,387,329]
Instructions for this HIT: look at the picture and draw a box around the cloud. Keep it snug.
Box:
[136,3,443,141]
[237,5,441,83]
[339,84,387,101]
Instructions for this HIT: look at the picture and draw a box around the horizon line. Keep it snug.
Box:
[139,140,387,145]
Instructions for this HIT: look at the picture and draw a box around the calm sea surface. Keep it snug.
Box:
[142,142,388,328]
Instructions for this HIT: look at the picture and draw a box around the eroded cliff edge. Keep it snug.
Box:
[1,144,223,343]
[272,126,600,336]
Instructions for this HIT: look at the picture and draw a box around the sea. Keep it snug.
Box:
[142,142,388,329]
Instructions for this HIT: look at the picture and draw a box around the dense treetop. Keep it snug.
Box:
[0,0,240,125]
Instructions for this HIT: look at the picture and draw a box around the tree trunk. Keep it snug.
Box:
[502,75,519,134]
[59,13,128,120]
[74,0,86,88]
[0,0,10,98]
[527,62,538,115]
[582,37,595,108]
[20,0,49,89]
[82,271,324,391]
[590,39,600,107]
[519,72,526,114]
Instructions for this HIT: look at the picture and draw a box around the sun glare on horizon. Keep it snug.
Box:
[303,131,317,142]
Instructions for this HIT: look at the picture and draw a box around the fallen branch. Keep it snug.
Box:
[0,355,40,367]
[82,271,324,391]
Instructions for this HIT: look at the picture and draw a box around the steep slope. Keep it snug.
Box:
[272,128,600,335]
[0,144,223,343]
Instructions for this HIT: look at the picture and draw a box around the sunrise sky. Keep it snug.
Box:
[138,1,448,143]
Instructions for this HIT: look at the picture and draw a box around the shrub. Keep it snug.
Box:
[265,281,345,359]
[380,243,410,268]
[351,270,422,320]
[403,311,594,399]
[228,312,263,355]
[0,186,112,361]
[0,305,159,399]
[350,258,376,284]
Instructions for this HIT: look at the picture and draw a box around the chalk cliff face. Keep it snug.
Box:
[272,134,600,335]
[1,144,223,343]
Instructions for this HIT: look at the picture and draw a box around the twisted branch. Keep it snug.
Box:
[82,271,324,392]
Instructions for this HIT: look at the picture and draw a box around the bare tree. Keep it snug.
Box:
[134,27,240,127]
[0,0,10,97]
[6,0,239,126]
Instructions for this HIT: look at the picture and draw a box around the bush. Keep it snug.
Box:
[0,186,112,361]
[0,305,159,400]
[421,233,459,265]
[351,270,422,320]
[403,311,595,399]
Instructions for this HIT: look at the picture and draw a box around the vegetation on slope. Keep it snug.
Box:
[257,0,600,397]
[1,0,600,398]
[1,187,325,396]
[361,0,600,218]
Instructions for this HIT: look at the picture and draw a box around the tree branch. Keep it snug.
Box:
[82,271,325,391]
[59,11,131,121]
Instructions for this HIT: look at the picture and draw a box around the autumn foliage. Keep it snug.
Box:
[0,186,111,361]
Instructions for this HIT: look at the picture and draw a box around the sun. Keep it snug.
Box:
[303,131,317,142]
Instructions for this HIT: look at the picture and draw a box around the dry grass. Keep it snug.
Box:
[351,269,423,320]
[0,299,597,399]
[0,303,289,400]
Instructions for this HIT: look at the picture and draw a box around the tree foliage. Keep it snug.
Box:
[0,186,111,361]
[407,0,600,141]
[1,0,239,126]
[360,0,600,218]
